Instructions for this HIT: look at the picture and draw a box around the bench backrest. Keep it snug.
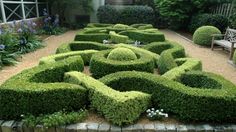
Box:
[224,28,236,42]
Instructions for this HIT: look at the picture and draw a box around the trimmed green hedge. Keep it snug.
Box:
[56,41,113,54]
[98,71,236,122]
[162,58,202,80]
[114,44,160,67]
[107,48,137,61]
[64,71,151,126]
[74,31,110,43]
[0,56,87,119]
[130,24,153,30]
[193,26,221,46]
[109,31,129,43]
[90,49,155,78]
[40,50,98,66]
[87,23,113,28]
[143,41,185,74]
[119,30,165,43]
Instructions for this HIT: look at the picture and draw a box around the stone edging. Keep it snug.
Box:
[1,120,236,132]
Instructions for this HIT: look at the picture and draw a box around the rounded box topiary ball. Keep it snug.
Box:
[107,47,138,61]
[193,26,221,46]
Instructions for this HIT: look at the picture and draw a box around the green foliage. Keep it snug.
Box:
[109,31,129,43]
[107,48,137,61]
[119,30,165,43]
[179,71,222,89]
[162,58,202,81]
[97,5,155,25]
[56,41,113,54]
[23,109,88,128]
[130,24,154,30]
[87,23,114,28]
[189,13,229,33]
[0,50,19,68]
[40,50,98,66]
[154,0,231,30]
[193,26,221,46]
[143,41,185,74]
[90,49,155,78]
[0,56,87,119]
[74,32,110,43]
[64,71,151,126]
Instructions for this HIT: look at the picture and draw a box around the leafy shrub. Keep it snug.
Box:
[189,13,229,33]
[0,56,87,119]
[229,13,236,29]
[74,32,110,43]
[119,30,165,43]
[97,5,155,25]
[64,71,151,126]
[109,31,129,43]
[107,48,137,61]
[40,50,98,66]
[23,110,88,128]
[143,41,185,74]
[162,58,202,81]
[56,41,113,54]
[193,26,221,46]
[179,71,222,89]
[90,49,155,78]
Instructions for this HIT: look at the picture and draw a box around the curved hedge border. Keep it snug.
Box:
[90,49,155,78]
[40,50,98,66]
[109,31,129,43]
[99,71,236,122]
[162,58,202,80]
[143,41,186,74]
[119,30,165,43]
[130,24,153,29]
[0,56,87,119]
[64,71,150,126]
[56,41,113,54]
[74,31,110,43]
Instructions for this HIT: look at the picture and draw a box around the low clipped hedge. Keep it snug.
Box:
[162,58,202,80]
[56,41,113,54]
[40,50,98,66]
[98,71,236,122]
[74,31,110,43]
[109,31,129,43]
[90,49,155,78]
[119,30,165,43]
[107,48,137,61]
[143,41,185,74]
[193,26,221,46]
[114,44,160,67]
[0,56,87,119]
[130,24,153,29]
[87,23,113,28]
[64,71,150,126]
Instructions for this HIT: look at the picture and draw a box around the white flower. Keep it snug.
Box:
[160,109,164,112]
[165,114,168,118]
[151,108,155,111]
[146,109,151,113]
[156,110,159,113]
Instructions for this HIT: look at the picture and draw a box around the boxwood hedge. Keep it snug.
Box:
[109,31,129,43]
[143,41,185,74]
[87,23,113,28]
[74,31,110,43]
[56,41,113,54]
[119,30,165,43]
[90,49,155,78]
[40,50,98,66]
[98,71,236,122]
[64,71,151,126]
[0,56,87,119]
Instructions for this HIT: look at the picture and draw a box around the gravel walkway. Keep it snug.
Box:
[0,30,77,85]
[161,29,236,84]
[0,29,235,85]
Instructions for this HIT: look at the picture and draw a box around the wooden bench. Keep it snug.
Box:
[211,28,236,60]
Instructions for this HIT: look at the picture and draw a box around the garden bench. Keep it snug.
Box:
[211,28,236,60]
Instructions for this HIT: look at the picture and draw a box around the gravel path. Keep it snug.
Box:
[0,30,77,85]
[161,29,236,84]
[0,29,235,85]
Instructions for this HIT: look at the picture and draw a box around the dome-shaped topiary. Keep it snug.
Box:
[107,48,137,61]
[193,26,221,46]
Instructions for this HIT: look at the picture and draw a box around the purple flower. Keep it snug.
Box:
[32,22,37,27]
[48,17,52,20]
[17,28,23,33]
[0,44,5,50]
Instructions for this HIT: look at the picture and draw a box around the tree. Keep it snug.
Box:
[47,0,93,25]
